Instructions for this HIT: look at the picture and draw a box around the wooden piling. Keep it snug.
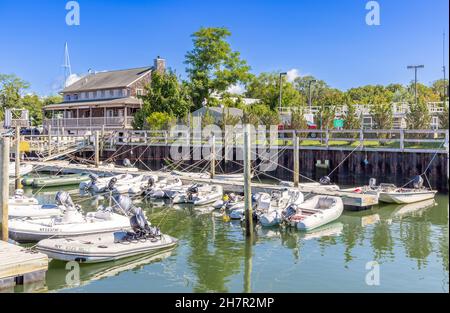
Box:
[0,137,10,241]
[210,134,216,179]
[47,125,52,158]
[15,126,22,190]
[243,124,253,237]
[293,133,300,187]
[95,130,100,168]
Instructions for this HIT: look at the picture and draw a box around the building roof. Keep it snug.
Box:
[43,97,142,110]
[62,67,152,93]
[193,106,244,117]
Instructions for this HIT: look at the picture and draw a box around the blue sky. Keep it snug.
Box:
[0,0,448,96]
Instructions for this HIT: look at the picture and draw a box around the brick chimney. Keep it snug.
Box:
[154,56,166,74]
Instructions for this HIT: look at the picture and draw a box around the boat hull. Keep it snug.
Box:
[36,233,178,263]
[379,191,437,204]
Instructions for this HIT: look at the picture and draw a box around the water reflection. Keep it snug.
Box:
[14,185,450,293]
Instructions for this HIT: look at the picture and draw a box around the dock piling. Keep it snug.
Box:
[15,126,22,190]
[243,124,253,237]
[95,130,100,168]
[293,132,300,187]
[210,134,216,179]
[0,137,10,241]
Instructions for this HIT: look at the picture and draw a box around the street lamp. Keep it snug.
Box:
[279,72,287,112]
[407,65,425,104]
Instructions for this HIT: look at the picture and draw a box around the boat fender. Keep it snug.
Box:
[107,177,118,190]
[319,176,332,185]
[123,158,132,167]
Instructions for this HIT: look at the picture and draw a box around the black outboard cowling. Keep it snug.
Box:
[147,177,155,188]
[319,176,332,185]
[413,176,424,189]
[55,191,75,207]
[187,184,199,194]
[89,174,99,183]
[107,177,118,190]
[129,207,150,234]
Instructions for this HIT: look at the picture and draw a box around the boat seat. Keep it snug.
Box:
[92,211,113,220]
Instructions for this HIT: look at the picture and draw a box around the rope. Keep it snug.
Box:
[327,144,361,177]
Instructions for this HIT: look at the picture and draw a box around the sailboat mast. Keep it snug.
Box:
[63,42,72,88]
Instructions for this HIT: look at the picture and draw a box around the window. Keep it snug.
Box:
[84,92,89,99]
[101,90,105,98]
[73,94,78,100]
[118,89,123,97]
[65,94,71,101]
[89,91,94,99]
[110,90,114,97]
[136,89,144,96]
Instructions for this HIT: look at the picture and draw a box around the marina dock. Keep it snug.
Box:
[24,160,378,209]
[0,241,48,291]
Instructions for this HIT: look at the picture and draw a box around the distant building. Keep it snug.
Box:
[43,57,166,134]
[192,106,243,124]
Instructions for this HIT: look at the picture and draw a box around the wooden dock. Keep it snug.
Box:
[0,241,49,290]
[25,160,378,210]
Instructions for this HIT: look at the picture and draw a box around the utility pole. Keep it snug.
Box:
[243,124,253,237]
[15,126,22,190]
[407,65,425,105]
[443,32,448,102]
[293,132,300,187]
[278,72,287,112]
[0,137,10,241]
[308,79,317,111]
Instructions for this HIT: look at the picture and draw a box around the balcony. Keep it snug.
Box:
[43,117,134,130]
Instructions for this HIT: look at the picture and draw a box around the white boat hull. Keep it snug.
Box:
[9,163,33,177]
[294,196,344,231]
[36,232,178,263]
[8,204,61,219]
[379,191,437,204]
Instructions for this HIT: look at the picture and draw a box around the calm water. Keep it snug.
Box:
[11,186,449,293]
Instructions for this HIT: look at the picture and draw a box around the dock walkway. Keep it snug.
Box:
[0,241,48,290]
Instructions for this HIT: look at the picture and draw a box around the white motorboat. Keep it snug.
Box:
[9,163,33,177]
[8,189,39,206]
[171,170,252,182]
[282,195,344,231]
[8,189,61,218]
[9,192,131,243]
[187,184,224,206]
[212,193,244,210]
[347,177,437,204]
[36,207,177,263]
[145,177,183,199]
[258,189,304,227]
[84,174,158,195]
[79,174,134,191]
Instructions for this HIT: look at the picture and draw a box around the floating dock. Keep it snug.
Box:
[25,160,378,210]
[0,241,49,291]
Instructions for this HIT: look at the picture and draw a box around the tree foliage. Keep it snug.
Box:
[406,99,431,130]
[133,71,190,130]
[344,102,361,130]
[245,73,305,110]
[145,112,175,131]
[243,103,280,127]
[185,27,251,110]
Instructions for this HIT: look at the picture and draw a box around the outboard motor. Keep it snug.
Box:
[128,207,161,240]
[319,176,331,185]
[147,177,155,188]
[282,204,297,221]
[413,176,424,189]
[113,194,133,214]
[369,178,377,189]
[107,177,118,190]
[55,191,75,207]
[89,174,99,184]
[123,158,132,168]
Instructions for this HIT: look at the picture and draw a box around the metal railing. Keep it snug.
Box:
[43,117,134,128]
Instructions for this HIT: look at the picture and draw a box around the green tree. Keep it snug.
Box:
[370,103,393,129]
[0,74,30,120]
[431,79,449,102]
[185,27,251,110]
[201,108,216,129]
[145,112,175,131]
[243,103,280,127]
[245,72,305,110]
[406,99,431,130]
[317,105,336,130]
[293,75,329,106]
[133,71,191,129]
[346,85,394,105]
[22,94,43,126]
[344,102,361,130]
[219,107,241,130]
[289,108,308,130]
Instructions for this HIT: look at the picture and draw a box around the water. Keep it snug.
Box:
[11,187,449,293]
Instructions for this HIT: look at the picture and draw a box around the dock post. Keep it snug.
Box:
[15,126,22,190]
[95,130,100,168]
[400,129,405,151]
[243,124,253,237]
[293,132,300,187]
[0,137,10,241]
[47,125,52,158]
[210,134,216,179]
